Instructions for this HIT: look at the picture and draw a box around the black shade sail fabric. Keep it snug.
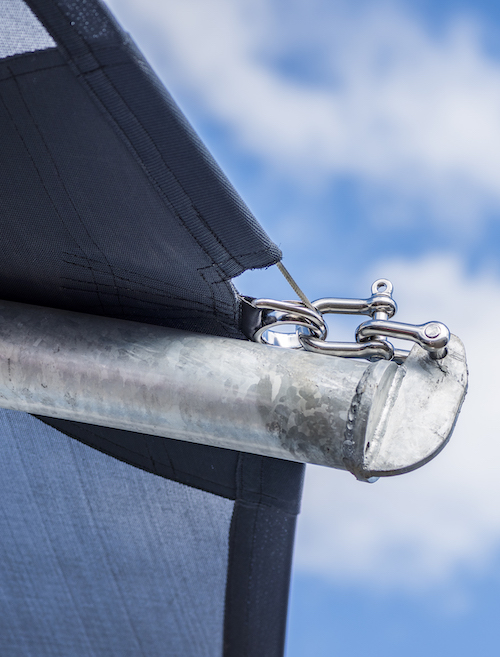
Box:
[1,0,281,336]
[0,1,305,655]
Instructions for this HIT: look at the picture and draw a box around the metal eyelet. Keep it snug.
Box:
[250,299,327,349]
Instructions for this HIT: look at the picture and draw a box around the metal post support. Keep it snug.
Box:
[0,300,467,480]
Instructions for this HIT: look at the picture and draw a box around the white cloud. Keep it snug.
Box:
[295,255,500,591]
[106,0,500,225]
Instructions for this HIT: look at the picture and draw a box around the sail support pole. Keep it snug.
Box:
[0,300,467,480]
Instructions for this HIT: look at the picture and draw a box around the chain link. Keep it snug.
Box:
[246,279,450,362]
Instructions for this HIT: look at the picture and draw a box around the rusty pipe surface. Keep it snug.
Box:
[0,300,467,479]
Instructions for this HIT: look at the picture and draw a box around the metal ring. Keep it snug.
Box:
[300,334,395,360]
[371,278,393,296]
[251,299,327,349]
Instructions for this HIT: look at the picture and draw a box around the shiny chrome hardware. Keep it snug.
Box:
[312,279,397,319]
[356,319,450,360]
[298,335,395,360]
[247,278,450,363]
[251,298,327,349]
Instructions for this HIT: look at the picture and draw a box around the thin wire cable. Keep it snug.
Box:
[276,262,316,311]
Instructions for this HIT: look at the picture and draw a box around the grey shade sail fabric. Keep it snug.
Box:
[0,1,305,655]
[0,408,233,657]
[37,414,305,657]
[0,0,55,58]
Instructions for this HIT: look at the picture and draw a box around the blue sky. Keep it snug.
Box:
[104,1,500,654]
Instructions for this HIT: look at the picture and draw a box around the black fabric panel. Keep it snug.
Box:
[240,296,264,341]
[236,451,304,515]
[37,415,241,499]
[224,505,298,657]
[0,47,64,79]
[224,454,304,657]
[36,416,304,513]
[25,0,281,276]
[0,51,238,337]
[0,0,281,339]
[0,46,240,337]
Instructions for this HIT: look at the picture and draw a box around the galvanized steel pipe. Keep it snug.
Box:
[0,300,467,480]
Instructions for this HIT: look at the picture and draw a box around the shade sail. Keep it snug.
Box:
[0,1,304,655]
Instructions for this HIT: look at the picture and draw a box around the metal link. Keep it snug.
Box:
[300,278,402,360]
[313,279,397,319]
[356,319,450,360]
[299,335,394,360]
[251,299,327,349]
[247,278,450,362]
